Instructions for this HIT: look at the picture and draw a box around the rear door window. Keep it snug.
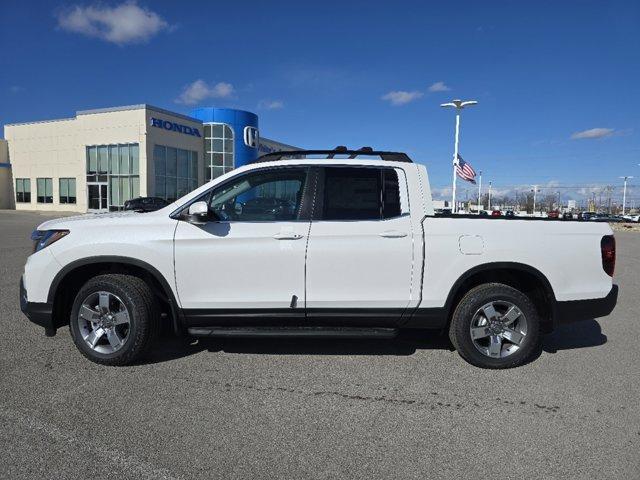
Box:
[319,167,402,221]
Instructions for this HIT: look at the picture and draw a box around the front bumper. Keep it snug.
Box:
[554,284,618,326]
[20,277,56,336]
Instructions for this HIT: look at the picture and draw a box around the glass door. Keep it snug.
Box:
[87,183,108,212]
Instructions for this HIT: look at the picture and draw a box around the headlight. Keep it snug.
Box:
[31,230,69,253]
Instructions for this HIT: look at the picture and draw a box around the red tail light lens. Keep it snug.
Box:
[601,235,615,277]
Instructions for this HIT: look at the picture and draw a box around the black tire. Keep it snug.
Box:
[449,283,541,369]
[69,274,158,366]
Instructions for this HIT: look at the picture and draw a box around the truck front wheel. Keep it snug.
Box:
[449,283,541,369]
[69,274,158,366]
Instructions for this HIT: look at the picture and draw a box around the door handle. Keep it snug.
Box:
[379,230,408,238]
[273,233,304,240]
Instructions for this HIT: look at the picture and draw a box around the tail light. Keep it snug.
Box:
[601,235,615,277]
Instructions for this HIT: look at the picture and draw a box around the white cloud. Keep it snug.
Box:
[175,79,234,105]
[55,1,170,45]
[570,128,615,140]
[258,100,284,110]
[381,90,424,106]
[428,81,451,92]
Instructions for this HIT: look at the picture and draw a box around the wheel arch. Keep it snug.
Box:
[48,256,182,333]
[443,262,557,332]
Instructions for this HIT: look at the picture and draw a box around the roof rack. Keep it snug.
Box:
[252,147,413,164]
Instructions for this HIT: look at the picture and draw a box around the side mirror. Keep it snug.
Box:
[185,201,210,225]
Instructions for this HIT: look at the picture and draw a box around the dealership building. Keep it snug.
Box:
[1,104,296,212]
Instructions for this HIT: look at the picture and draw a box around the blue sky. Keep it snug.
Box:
[1,0,639,203]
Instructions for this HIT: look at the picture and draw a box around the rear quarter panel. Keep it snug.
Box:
[420,217,613,308]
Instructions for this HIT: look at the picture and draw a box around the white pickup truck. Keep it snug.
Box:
[20,149,618,368]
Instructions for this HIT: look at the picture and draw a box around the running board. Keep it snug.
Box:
[187,326,399,339]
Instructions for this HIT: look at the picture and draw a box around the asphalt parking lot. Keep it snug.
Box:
[1,210,638,480]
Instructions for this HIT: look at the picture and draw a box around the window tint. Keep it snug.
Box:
[323,167,380,220]
[383,169,401,218]
[208,168,307,222]
[321,167,402,221]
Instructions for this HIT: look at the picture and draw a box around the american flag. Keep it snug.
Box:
[455,154,477,184]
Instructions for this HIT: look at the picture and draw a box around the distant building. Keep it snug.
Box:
[2,105,297,212]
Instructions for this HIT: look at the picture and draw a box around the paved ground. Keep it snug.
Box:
[1,210,638,480]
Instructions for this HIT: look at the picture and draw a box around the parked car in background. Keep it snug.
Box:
[478,210,489,216]
[505,210,515,218]
[622,214,640,223]
[562,212,574,220]
[548,211,560,219]
[123,197,169,212]
[491,210,502,217]
[579,212,595,221]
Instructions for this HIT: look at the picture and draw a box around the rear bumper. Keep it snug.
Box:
[554,285,618,325]
[20,277,56,335]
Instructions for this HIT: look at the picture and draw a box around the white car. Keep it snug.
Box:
[20,149,618,368]
[623,214,640,223]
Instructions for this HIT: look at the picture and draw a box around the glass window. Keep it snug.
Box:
[98,146,108,174]
[120,177,131,204]
[153,145,198,202]
[130,144,139,175]
[15,178,31,203]
[155,175,166,199]
[110,177,120,207]
[109,145,119,174]
[132,176,140,199]
[208,168,307,222]
[211,153,223,166]
[37,178,53,204]
[204,122,234,180]
[382,169,401,219]
[154,145,166,176]
[322,167,381,220]
[212,124,224,137]
[190,151,198,180]
[166,148,177,177]
[119,144,130,175]
[59,178,76,204]
[177,149,189,178]
[87,146,97,174]
[86,143,139,210]
[212,139,224,152]
[166,176,177,202]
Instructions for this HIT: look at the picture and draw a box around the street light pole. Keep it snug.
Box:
[441,99,478,213]
[488,181,492,210]
[620,176,633,214]
[531,185,540,216]
[477,170,482,214]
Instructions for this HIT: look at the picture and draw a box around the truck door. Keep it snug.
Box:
[305,166,415,325]
[174,166,312,327]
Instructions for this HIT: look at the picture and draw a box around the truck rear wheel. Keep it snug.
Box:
[449,283,541,369]
[69,274,158,366]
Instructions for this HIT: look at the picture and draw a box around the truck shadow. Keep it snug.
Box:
[541,318,607,353]
[143,320,607,364]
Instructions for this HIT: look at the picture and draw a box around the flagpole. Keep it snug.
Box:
[477,170,482,214]
[451,112,460,212]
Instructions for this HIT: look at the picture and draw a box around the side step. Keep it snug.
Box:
[187,326,399,339]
